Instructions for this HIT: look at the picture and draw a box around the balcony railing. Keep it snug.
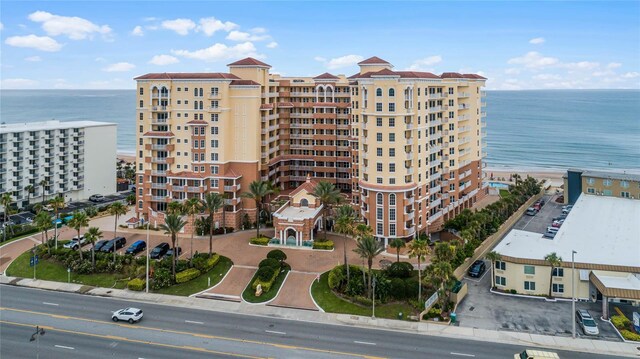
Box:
[151,170,166,176]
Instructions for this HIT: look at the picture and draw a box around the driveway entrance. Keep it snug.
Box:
[198,266,256,302]
[269,271,319,311]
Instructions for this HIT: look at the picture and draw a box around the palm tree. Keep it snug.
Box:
[68,211,89,260]
[34,211,52,248]
[202,192,223,258]
[167,201,184,215]
[241,180,274,240]
[389,238,406,263]
[485,251,502,289]
[429,260,454,312]
[159,213,186,281]
[1,192,12,224]
[353,224,374,289]
[544,252,563,298]
[352,235,384,298]
[334,204,355,282]
[39,180,48,204]
[108,202,128,262]
[183,197,202,259]
[50,196,65,248]
[407,238,430,301]
[25,185,35,205]
[311,181,342,240]
[84,227,102,270]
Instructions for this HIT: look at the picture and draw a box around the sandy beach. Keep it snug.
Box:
[117,152,135,164]
[485,167,565,187]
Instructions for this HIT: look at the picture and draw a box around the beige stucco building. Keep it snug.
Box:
[134,56,488,242]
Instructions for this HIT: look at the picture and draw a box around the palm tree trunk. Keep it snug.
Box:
[362,257,366,292]
[92,245,95,270]
[417,258,422,301]
[256,202,261,239]
[343,235,350,283]
[222,206,227,234]
[113,215,118,263]
[209,214,213,257]
[491,260,495,289]
[323,208,328,240]
[190,215,194,260]
[548,268,553,298]
[171,234,177,281]
[367,258,373,298]
[396,249,400,263]
[77,229,83,260]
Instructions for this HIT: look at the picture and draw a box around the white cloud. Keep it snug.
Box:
[622,72,639,79]
[95,57,106,62]
[149,54,179,66]
[25,56,42,62]
[563,61,599,71]
[102,62,136,72]
[161,18,196,35]
[529,37,545,45]
[266,41,278,49]
[607,62,622,69]
[533,73,562,81]
[315,55,364,70]
[507,51,559,68]
[226,30,270,42]
[0,22,3,31]
[1,78,39,88]
[28,11,111,40]
[5,34,62,52]
[197,17,238,36]
[131,25,144,36]
[407,55,442,71]
[504,68,521,75]
[172,42,260,62]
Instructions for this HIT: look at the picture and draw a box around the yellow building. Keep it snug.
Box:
[564,168,640,204]
[134,56,488,239]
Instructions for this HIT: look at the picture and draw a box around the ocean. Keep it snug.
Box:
[1,89,639,172]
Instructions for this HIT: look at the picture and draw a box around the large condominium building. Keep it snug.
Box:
[0,120,117,208]
[134,57,487,241]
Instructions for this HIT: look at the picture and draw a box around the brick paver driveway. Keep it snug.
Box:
[269,271,319,311]
[199,266,256,302]
[0,236,42,274]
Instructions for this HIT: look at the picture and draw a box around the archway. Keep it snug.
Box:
[285,227,297,246]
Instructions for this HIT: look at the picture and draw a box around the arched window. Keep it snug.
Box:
[389,193,396,206]
[389,88,395,97]
[194,102,198,110]
[300,198,309,207]
[376,88,382,97]
[199,101,203,110]
[377,193,383,205]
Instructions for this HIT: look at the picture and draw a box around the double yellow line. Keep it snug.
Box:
[0,307,385,359]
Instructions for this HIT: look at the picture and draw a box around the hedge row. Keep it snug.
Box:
[176,268,202,284]
[252,266,280,293]
[127,278,145,291]
[313,241,334,250]
[250,237,270,246]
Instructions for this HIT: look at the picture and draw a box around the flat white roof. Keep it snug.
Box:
[274,205,322,221]
[0,120,116,133]
[494,194,640,268]
[592,271,640,291]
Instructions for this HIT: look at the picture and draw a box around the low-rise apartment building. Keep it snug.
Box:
[0,120,117,208]
[134,57,488,242]
[564,168,640,204]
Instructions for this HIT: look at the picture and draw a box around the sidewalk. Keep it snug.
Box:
[1,275,637,358]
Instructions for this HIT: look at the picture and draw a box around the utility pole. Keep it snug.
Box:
[145,220,150,293]
[372,276,376,319]
[572,250,577,339]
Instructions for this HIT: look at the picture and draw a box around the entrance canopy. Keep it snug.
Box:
[590,271,640,300]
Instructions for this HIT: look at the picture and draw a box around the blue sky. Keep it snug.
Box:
[1,1,639,90]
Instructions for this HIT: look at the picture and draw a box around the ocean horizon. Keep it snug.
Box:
[1,89,639,173]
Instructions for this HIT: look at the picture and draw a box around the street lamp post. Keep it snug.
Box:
[29,325,45,359]
[145,219,150,293]
[572,250,577,339]
[372,276,376,319]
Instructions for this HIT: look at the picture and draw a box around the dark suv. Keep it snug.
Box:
[125,240,146,255]
[467,260,486,278]
[100,237,127,253]
[150,243,171,259]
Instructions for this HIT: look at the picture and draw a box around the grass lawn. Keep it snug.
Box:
[499,189,511,198]
[154,256,233,296]
[6,249,128,289]
[310,272,420,320]
[242,265,290,303]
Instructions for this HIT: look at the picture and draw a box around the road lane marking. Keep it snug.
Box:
[0,309,386,359]
[265,330,286,335]
[354,341,376,345]
[450,353,475,357]
[43,302,59,306]
[54,345,75,350]
[185,320,204,325]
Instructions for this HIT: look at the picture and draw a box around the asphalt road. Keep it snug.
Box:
[0,285,628,359]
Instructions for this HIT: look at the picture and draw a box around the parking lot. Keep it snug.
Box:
[511,194,564,234]
[456,266,621,341]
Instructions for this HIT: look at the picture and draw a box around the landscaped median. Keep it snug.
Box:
[242,250,290,303]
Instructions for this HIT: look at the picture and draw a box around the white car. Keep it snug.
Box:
[63,236,87,250]
[89,194,105,202]
[112,307,143,323]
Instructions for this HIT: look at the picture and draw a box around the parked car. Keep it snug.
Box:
[112,307,143,324]
[543,231,556,239]
[576,309,599,335]
[526,207,537,216]
[535,199,545,207]
[515,349,560,359]
[100,237,127,253]
[94,240,109,252]
[125,240,146,255]
[546,226,559,233]
[467,260,486,278]
[150,242,170,259]
[533,203,542,211]
[89,194,105,202]
[63,236,87,250]
[553,214,567,221]
[562,204,573,211]
[165,246,182,258]
[555,195,565,203]
[551,221,563,228]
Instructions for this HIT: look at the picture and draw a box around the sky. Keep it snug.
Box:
[1,1,639,90]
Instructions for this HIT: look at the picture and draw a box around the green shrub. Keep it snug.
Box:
[346,274,365,297]
[193,254,220,272]
[267,249,287,262]
[127,278,145,291]
[611,315,631,329]
[620,329,640,342]
[250,237,270,246]
[313,241,334,250]
[256,266,275,282]
[151,267,172,289]
[328,266,345,290]
[175,268,201,284]
[353,295,372,306]
[389,278,406,300]
[386,261,414,278]
[510,289,517,294]
[252,266,280,292]
[404,278,419,299]
[259,258,280,270]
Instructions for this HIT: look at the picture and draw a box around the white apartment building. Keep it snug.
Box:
[0,120,117,208]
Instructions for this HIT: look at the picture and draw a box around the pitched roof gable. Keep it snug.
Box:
[227,57,271,68]
[357,56,391,65]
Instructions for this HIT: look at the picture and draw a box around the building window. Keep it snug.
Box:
[621,180,629,188]
[376,207,383,221]
[389,133,395,142]
[552,283,564,293]
[211,179,219,188]
[376,103,382,112]
[139,100,143,108]
[389,208,396,221]
[524,281,536,291]
[211,127,219,135]
[389,178,395,184]
[211,114,218,122]
[376,117,383,127]
[586,177,595,185]
[376,177,383,184]
[389,148,395,157]
[389,193,396,206]
[587,187,595,194]
[376,133,383,142]
[495,276,506,286]
[552,268,564,277]
[388,88,395,97]
[377,223,383,235]
[210,166,219,174]
[376,88,382,97]
[621,191,630,198]
[603,179,612,187]
[377,193,383,205]
[389,163,395,172]
[495,261,506,270]
[376,163,383,172]
[211,140,219,148]
[388,103,395,112]
[376,148,383,156]
[389,118,395,127]
[524,265,535,275]
[389,223,396,236]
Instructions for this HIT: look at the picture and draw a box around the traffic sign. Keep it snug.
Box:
[34,255,39,265]
[30,257,34,267]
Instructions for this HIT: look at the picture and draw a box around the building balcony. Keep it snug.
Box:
[151,106,169,112]
[458,92,470,98]
[430,198,442,208]
[172,185,185,192]
[151,144,168,151]
[224,198,241,206]
[208,92,221,99]
[428,145,442,155]
[429,185,441,195]
[151,118,169,125]
[405,226,416,236]
[152,157,167,164]
[427,93,445,99]
[151,183,166,189]
[187,186,203,193]
[224,183,241,192]
[428,106,442,113]
[151,196,167,202]
[151,170,166,176]
[458,104,470,111]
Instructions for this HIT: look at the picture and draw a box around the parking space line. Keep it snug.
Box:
[450,353,474,357]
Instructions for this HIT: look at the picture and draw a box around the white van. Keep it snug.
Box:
[515,349,560,359]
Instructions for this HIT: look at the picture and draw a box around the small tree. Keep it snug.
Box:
[352,235,383,298]
[68,211,89,260]
[183,197,202,260]
[389,238,406,263]
[39,180,48,204]
[34,211,52,248]
[485,251,502,289]
[267,249,287,263]
[544,252,563,298]
[159,213,186,281]
[50,195,65,248]
[84,227,103,270]
[407,238,430,301]
[311,181,342,240]
[241,180,274,240]
[202,193,223,258]
[334,204,355,282]
[25,185,35,206]
[108,202,128,263]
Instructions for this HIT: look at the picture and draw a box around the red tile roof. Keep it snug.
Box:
[126,217,140,224]
[227,57,271,68]
[277,102,294,108]
[313,72,339,80]
[463,73,487,80]
[167,171,208,179]
[350,69,483,80]
[395,71,440,79]
[440,72,463,79]
[186,120,208,125]
[230,80,261,86]
[370,68,400,77]
[134,73,239,80]
[260,103,274,110]
[222,168,242,179]
[357,56,391,65]
[143,131,175,137]
[290,177,319,197]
